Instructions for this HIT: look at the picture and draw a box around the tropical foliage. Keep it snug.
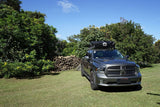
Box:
[0,0,57,78]
[154,40,160,63]
[68,20,159,66]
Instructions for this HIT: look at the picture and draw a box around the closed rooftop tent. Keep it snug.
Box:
[90,41,115,49]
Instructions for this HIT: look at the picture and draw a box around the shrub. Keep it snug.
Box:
[0,50,54,78]
[0,60,54,78]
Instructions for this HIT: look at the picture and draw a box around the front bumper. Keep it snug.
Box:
[96,72,142,87]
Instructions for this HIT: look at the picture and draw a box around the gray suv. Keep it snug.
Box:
[81,41,142,90]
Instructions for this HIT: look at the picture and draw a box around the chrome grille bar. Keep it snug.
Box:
[105,65,135,77]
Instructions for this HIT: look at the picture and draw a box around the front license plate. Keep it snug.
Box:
[118,78,130,84]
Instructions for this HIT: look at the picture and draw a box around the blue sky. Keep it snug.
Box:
[21,0,160,41]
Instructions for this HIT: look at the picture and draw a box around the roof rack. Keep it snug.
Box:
[89,41,115,49]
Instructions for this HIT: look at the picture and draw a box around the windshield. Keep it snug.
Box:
[93,50,124,59]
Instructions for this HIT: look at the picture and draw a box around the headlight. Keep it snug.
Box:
[97,66,105,74]
[135,65,140,75]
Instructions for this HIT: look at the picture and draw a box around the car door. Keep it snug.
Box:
[82,51,90,76]
[85,51,93,76]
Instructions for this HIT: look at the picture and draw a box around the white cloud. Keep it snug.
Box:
[57,0,79,13]
[56,34,61,38]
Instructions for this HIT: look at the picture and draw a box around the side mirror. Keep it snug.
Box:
[125,55,129,60]
[85,56,89,59]
[126,55,129,59]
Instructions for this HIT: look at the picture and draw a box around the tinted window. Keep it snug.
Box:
[93,50,124,59]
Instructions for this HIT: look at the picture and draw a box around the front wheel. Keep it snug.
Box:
[133,85,142,90]
[90,71,99,90]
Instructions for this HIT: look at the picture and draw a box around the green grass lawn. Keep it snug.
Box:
[0,64,160,107]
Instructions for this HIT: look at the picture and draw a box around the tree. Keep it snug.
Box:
[154,40,160,63]
[68,20,156,66]
[72,26,110,57]
[106,21,156,65]
[0,3,58,78]
[56,40,67,56]
[62,41,77,56]
[0,5,58,61]
[155,40,160,49]
[0,0,21,11]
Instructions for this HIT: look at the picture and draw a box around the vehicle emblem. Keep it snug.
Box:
[103,42,107,46]
[120,69,126,76]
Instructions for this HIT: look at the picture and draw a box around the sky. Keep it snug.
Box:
[21,0,160,41]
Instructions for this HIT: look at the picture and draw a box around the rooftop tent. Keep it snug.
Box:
[90,41,115,49]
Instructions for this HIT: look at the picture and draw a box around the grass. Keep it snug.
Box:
[0,64,160,107]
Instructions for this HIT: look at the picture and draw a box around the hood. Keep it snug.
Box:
[93,58,136,66]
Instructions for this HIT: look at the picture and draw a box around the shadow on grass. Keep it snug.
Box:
[147,93,160,96]
[147,93,160,105]
[157,102,160,105]
[16,72,60,79]
[140,64,153,68]
[42,72,60,76]
[99,85,142,92]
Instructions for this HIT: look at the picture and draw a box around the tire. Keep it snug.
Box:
[134,85,142,90]
[90,71,99,90]
[81,64,85,77]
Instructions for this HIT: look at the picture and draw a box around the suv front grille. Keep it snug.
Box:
[106,65,135,77]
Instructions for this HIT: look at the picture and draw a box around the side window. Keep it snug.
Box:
[86,51,89,56]
[86,50,92,58]
[89,50,93,58]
